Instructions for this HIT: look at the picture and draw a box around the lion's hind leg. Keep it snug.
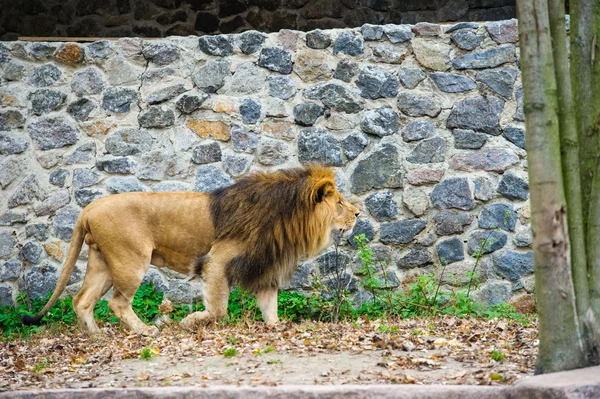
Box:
[256,287,279,325]
[73,245,113,335]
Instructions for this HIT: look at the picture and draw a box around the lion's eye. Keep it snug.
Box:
[338,200,343,205]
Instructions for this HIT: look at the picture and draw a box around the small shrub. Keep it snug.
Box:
[140,347,153,360]
[223,347,237,357]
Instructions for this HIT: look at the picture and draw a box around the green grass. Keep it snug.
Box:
[491,349,505,361]
[223,347,237,357]
[140,347,153,360]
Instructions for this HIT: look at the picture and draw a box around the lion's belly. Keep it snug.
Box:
[151,246,209,274]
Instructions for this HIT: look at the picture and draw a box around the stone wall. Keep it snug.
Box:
[0,19,534,309]
[0,0,520,40]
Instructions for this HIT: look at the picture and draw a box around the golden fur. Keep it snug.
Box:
[23,165,359,335]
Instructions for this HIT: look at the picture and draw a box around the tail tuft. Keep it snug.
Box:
[22,314,43,326]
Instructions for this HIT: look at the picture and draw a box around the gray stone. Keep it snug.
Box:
[87,40,111,59]
[19,241,43,264]
[0,211,28,226]
[397,91,441,117]
[447,96,505,135]
[28,89,67,115]
[402,120,435,142]
[503,126,526,149]
[267,75,296,100]
[350,143,403,193]
[452,129,488,150]
[193,59,231,93]
[361,24,384,40]
[514,226,533,248]
[68,98,96,121]
[0,43,9,64]
[493,250,534,281]
[0,110,25,130]
[2,258,22,281]
[434,211,472,236]
[141,270,168,293]
[198,35,234,56]
[240,98,261,124]
[436,237,464,265]
[138,106,175,128]
[49,169,69,187]
[230,62,265,94]
[316,251,351,275]
[333,31,364,56]
[22,263,58,300]
[192,142,222,164]
[383,24,412,43]
[474,175,496,202]
[341,131,368,160]
[154,181,191,192]
[303,82,364,114]
[26,224,49,241]
[476,280,512,305]
[73,168,101,189]
[53,205,80,240]
[396,246,433,268]
[223,153,251,177]
[413,22,441,37]
[167,280,203,304]
[194,166,232,192]
[450,148,519,172]
[355,65,399,99]
[353,290,374,307]
[258,47,293,74]
[29,63,61,87]
[237,31,267,54]
[8,175,44,208]
[430,73,477,93]
[380,220,427,244]
[334,60,358,82]
[407,137,448,164]
[30,43,56,60]
[105,57,140,86]
[498,171,529,201]
[288,262,314,290]
[294,103,324,126]
[431,178,474,210]
[467,229,507,256]
[176,93,209,113]
[3,61,26,81]
[412,39,452,71]
[105,177,147,194]
[71,68,103,97]
[478,203,517,231]
[65,142,96,165]
[450,30,484,51]
[297,128,342,167]
[106,129,153,156]
[322,273,358,296]
[75,188,104,207]
[33,189,70,216]
[486,19,519,44]
[0,231,17,260]
[476,68,518,99]
[96,157,138,174]
[365,190,398,222]
[137,150,187,181]
[360,105,398,137]
[102,87,139,113]
[514,86,524,121]
[231,126,259,153]
[306,29,332,49]
[146,84,187,104]
[453,44,517,69]
[0,158,24,188]
[258,139,290,166]
[445,22,479,33]
[142,42,181,65]
[397,68,426,89]
[347,219,375,249]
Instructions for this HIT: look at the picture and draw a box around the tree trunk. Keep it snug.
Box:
[517,0,588,373]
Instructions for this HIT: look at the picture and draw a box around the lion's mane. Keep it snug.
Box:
[195,164,337,292]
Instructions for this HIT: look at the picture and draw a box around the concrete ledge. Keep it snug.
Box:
[3,366,600,399]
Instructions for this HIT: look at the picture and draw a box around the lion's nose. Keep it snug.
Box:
[355,211,360,217]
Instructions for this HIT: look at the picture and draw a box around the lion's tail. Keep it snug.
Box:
[22,214,87,326]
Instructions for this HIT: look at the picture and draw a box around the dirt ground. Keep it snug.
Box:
[0,316,538,390]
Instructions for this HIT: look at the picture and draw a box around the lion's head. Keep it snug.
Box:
[209,164,359,291]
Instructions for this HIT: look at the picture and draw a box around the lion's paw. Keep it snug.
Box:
[180,311,211,331]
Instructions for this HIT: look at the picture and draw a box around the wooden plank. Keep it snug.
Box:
[18,37,162,42]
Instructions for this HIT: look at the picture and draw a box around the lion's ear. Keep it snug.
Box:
[313,180,335,203]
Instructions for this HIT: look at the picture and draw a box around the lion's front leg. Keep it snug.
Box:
[257,287,279,325]
[180,255,230,331]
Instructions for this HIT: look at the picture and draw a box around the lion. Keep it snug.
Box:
[23,164,359,336]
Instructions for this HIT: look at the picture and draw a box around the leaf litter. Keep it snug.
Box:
[0,316,537,390]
